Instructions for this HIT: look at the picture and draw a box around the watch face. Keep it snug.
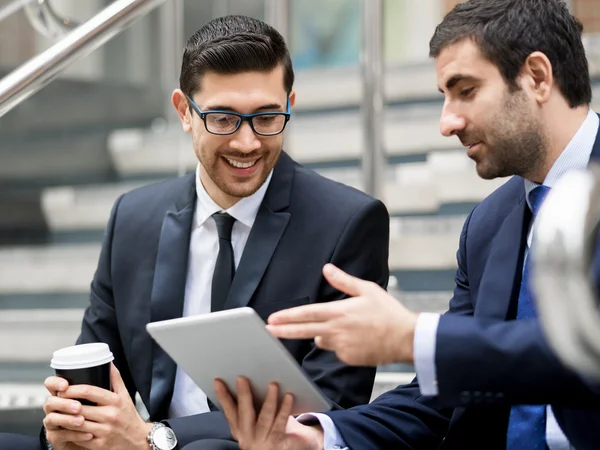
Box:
[154,427,178,450]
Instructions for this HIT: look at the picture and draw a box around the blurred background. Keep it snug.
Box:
[1,0,599,435]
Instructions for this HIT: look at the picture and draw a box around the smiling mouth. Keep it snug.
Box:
[224,157,259,169]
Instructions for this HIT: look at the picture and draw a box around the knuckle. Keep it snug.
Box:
[106,410,119,424]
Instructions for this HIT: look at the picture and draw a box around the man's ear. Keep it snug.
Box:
[172,89,192,133]
[522,51,554,105]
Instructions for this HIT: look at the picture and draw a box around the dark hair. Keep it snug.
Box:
[180,15,294,97]
[429,0,591,107]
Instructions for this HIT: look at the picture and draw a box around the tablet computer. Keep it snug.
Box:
[146,307,332,415]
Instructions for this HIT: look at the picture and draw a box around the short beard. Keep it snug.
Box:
[471,89,547,180]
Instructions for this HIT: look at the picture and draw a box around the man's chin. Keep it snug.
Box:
[475,162,503,181]
[218,178,266,200]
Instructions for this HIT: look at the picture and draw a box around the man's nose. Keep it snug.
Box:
[230,121,261,153]
[440,108,467,137]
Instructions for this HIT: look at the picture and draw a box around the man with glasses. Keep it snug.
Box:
[0,14,390,450]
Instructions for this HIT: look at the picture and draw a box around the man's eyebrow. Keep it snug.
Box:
[437,74,479,93]
[204,103,283,112]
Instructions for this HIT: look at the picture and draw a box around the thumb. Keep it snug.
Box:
[110,362,126,395]
[323,264,368,297]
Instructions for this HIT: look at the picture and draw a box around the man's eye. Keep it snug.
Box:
[460,87,475,97]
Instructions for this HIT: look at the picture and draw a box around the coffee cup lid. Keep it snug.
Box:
[51,343,114,370]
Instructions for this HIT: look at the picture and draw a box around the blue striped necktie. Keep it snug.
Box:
[506,185,551,450]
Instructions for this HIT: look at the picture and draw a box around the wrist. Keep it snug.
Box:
[308,424,325,450]
[138,422,155,449]
[397,312,418,364]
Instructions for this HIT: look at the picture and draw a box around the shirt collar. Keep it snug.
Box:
[194,164,273,229]
[524,109,599,210]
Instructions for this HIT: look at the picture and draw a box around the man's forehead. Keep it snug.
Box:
[435,39,493,87]
[194,69,287,106]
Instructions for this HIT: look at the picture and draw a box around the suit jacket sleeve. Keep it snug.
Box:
[75,195,137,402]
[435,209,600,408]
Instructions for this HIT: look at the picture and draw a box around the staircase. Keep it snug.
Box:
[3,59,600,435]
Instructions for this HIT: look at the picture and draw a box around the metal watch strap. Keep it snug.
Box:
[146,422,179,450]
[146,422,162,449]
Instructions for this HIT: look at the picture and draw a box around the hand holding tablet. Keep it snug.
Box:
[146,307,331,415]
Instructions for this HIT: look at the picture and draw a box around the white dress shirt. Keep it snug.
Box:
[168,165,273,418]
[310,109,599,449]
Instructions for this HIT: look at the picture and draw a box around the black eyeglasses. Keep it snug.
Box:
[186,94,291,136]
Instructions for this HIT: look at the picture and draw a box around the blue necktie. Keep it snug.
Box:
[506,185,551,450]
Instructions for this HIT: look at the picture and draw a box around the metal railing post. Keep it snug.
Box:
[361,0,386,198]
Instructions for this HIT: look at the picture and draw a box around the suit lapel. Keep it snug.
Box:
[224,152,294,310]
[475,189,530,320]
[148,176,196,420]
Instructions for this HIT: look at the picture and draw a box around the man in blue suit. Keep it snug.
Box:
[208,0,600,449]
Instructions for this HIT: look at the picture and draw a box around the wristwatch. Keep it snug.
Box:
[146,422,178,450]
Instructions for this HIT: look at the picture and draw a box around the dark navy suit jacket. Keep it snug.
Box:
[326,125,600,450]
[75,152,390,447]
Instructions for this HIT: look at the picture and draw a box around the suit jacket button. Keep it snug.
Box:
[460,391,471,405]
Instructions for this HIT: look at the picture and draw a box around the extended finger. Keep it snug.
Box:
[214,379,239,438]
[43,412,85,431]
[266,323,331,340]
[59,384,118,406]
[255,382,279,441]
[44,396,82,416]
[322,264,375,297]
[267,302,345,326]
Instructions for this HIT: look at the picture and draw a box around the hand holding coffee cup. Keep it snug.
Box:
[43,343,156,450]
[43,343,114,448]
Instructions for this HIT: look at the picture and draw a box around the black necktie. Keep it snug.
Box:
[211,212,236,312]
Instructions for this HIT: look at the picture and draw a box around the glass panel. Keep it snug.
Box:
[383,0,443,65]
[182,0,265,42]
[288,0,360,71]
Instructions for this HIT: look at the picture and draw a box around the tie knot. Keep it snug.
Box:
[212,212,235,240]
[528,185,551,216]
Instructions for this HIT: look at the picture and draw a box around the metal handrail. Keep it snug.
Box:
[0,0,167,118]
[24,0,79,39]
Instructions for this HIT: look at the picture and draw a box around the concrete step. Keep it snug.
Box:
[39,153,505,234]
[0,310,83,362]
[0,217,462,297]
[0,244,100,294]
[107,113,460,176]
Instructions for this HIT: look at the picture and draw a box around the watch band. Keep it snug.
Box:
[146,422,179,450]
